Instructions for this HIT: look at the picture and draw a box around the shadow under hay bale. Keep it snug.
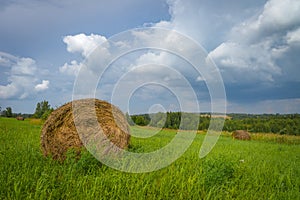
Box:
[41,98,130,161]
[232,130,251,140]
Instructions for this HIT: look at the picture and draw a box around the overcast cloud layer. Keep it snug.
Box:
[0,0,299,114]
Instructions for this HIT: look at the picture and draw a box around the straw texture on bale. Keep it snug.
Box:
[232,130,251,140]
[41,98,130,161]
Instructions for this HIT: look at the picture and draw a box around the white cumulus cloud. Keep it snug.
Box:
[60,33,109,77]
[59,60,82,76]
[209,0,300,83]
[35,80,49,92]
[0,52,49,99]
[286,27,300,45]
[63,33,107,57]
[58,0,300,113]
[11,57,37,75]
[230,0,300,43]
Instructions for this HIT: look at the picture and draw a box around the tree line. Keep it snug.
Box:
[0,100,53,120]
[2,102,300,135]
[129,112,300,136]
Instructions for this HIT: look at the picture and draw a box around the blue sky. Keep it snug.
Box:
[0,0,300,114]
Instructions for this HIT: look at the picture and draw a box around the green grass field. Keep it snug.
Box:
[0,117,299,199]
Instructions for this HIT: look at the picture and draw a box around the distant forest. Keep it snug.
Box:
[0,101,53,120]
[128,112,300,136]
[2,103,299,136]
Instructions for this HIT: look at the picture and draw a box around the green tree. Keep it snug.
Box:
[41,109,54,120]
[33,103,42,118]
[135,116,146,126]
[33,100,53,119]
[125,112,135,126]
[4,107,13,118]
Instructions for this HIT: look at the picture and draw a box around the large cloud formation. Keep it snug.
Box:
[59,0,300,113]
[0,52,50,99]
[209,0,300,83]
[205,0,300,112]
[156,0,300,112]
[59,34,107,76]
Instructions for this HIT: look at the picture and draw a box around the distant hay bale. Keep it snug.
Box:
[41,98,130,161]
[16,116,24,121]
[232,130,251,140]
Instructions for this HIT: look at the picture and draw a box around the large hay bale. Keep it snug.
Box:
[232,130,251,140]
[41,98,130,161]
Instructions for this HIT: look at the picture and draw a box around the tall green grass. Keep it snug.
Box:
[0,117,299,199]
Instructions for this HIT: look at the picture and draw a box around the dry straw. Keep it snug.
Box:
[41,98,130,161]
[232,130,251,140]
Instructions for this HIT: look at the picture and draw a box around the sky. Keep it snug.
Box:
[0,0,300,114]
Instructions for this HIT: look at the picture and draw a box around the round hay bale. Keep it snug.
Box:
[232,130,251,140]
[41,98,130,161]
[16,116,24,121]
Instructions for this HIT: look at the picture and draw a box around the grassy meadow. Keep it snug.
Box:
[0,117,300,199]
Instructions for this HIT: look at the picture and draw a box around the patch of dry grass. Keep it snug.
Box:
[28,118,43,125]
[251,133,300,144]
